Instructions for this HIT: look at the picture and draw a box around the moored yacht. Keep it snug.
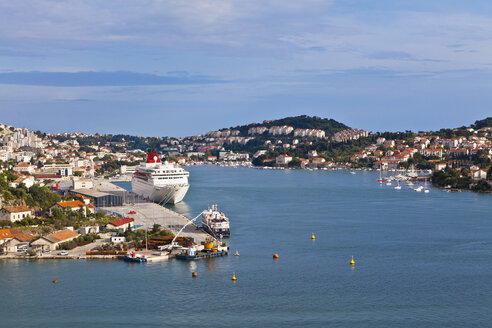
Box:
[131,152,190,204]
[201,205,230,238]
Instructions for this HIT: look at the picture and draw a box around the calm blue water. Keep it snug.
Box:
[2,166,492,327]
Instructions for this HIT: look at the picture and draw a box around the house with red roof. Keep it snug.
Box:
[50,200,94,217]
[31,228,79,252]
[3,232,36,253]
[106,218,134,232]
[275,155,292,166]
[13,162,35,174]
[0,206,33,222]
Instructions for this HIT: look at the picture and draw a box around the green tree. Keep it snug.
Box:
[288,158,301,168]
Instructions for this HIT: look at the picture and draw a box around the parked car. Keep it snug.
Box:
[128,211,136,215]
[58,251,69,256]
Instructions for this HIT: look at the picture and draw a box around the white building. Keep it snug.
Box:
[13,163,35,174]
[275,155,293,166]
[79,226,100,235]
[471,169,488,180]
[0,206,33,222]
[110,236,126,244]
[376,137,386,145]
[248,127,268,135]
[268,126,294,136]
[293,129,326,138]
[106,218,135,233]
[72,177,94,190]
[9,176,35,189]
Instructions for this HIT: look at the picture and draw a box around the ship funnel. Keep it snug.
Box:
[147,152,160,163]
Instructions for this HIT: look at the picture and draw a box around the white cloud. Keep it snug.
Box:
[0,1,492,75]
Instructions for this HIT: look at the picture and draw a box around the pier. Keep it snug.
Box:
[100,202,209,244]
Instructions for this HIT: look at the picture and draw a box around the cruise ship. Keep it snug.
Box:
[131,152,190,204]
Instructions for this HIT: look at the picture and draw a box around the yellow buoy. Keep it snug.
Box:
[232,272,237,281]
[311,233,315,240]
[350,256,355,266]
[234,250,240,256]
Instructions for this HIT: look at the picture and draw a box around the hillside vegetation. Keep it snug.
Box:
[472,117,492,129]
[228,115,350,136]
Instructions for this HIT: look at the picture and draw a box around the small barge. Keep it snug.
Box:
[176,250,228,260]
[175,242,229,261]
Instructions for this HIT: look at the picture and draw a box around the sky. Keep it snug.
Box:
[0,0,492,137]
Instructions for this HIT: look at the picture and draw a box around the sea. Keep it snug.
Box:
[1,165,492,327]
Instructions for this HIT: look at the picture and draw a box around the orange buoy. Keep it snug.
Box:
[52,280,58,284]
[192,272,198,278]
[273,253,279,259]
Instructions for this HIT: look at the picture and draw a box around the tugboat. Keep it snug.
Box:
[201,205,230,238]
[124,251,147,263]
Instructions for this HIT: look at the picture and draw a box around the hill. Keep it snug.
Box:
[227,115,350,136]
[472,117,492,129]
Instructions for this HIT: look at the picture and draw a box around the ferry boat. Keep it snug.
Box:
[201,205,230,238]
[131,152,190,204]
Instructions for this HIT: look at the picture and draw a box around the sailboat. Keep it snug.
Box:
[423,178,430,193]
[394,180,402,190]
[376,167,386,184]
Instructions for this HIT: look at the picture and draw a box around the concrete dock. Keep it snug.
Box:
[101,202,210,244]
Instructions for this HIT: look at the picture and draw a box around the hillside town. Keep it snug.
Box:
[0,116,491,179]
[0,116,491,257]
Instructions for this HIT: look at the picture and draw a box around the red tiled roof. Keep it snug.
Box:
[11,232,35,242]
[33,174,60,179]
[2,206,31,213]
[49,229,79,242]
[56,200,86,208]
[109,218,134,227]
[0,229,12,240]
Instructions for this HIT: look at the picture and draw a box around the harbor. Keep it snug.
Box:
[2,165,492,328]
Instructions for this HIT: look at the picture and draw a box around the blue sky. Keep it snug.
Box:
[1,0,492,136]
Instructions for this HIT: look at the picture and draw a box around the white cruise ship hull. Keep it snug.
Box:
[132,177,189,204]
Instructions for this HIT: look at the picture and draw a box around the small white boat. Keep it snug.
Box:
[386,182,392,186]
[394,185,402,190]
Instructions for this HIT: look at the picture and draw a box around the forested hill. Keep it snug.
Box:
[472,117,492,129]
[227,115,350,136]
